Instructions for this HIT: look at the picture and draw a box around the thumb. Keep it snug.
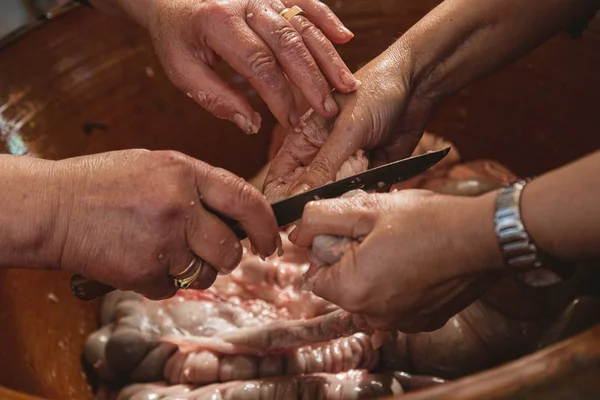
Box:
[304,242,361,310]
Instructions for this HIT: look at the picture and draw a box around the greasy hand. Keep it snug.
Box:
[264,45,433,200]
[291,190,505,333]
[54,150,279,300]
[137,0,359,133]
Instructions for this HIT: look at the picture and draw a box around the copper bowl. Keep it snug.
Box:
[0,2,599,399]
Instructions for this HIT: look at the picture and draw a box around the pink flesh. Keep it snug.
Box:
[89,131,595,399]
[118,370,404,400]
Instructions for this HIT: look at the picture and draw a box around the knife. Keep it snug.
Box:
[70,147,450,300]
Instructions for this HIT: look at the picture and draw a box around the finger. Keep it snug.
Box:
[137,274,178,301]
[305,243,363,311]
[293,196,376,247]
[186,203,244,275]
[362,315,397,332]
[207,18,298,128]
[163,48,261,134]
[284,0,354,44]
[194,164,279,259]
[352,314,373,333]
[189,263,219,291]
[287,78,312,116]
[247,5,340,118]
[263,111,329,201]
[288,117,365,195]
[285,11,359,93]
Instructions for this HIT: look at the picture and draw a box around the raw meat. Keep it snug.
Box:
[335,150,369,181]
[85,132,599,399]
[117,370,404,400]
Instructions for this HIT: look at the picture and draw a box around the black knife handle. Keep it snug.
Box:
[70,208,248,301]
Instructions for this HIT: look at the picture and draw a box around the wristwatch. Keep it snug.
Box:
[493,178,574,279]
[494,179,543,269]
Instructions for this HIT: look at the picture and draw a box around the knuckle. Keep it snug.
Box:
[149,150,189,169]
[274,25,304,52]
[214,169,261,210]
[201,0,230,18]
[246,51,279,82]
[195,91,232,119]
[143,151,192,220]
[309,156,335,178]
[353,194,381,211]
[295,18,319,38]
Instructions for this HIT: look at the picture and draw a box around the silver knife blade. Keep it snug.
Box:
[271,147,450,227]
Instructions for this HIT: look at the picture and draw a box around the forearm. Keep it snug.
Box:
[521,151,600,263]
[471,151,600,271]
[0,156,63,269]
[393,0,600,102]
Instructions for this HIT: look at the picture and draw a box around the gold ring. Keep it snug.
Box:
[279,6,306,21]
[173,258,204,290]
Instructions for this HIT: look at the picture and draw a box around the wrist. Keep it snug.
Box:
[0,156,65,269]
[452,192,505,273]
[385,36,446,117]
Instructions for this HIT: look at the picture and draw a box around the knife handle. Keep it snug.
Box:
[70,209,248,301]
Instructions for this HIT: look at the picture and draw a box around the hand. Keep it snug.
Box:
[111,0,359,133]
[264,44,434,201]
[290,190,505,333]
[53,150,279,300]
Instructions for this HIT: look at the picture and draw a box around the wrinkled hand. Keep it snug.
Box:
[264,45,434,201]
[54,150,279,300]
[290,190,505,333]
[134,0,359,133]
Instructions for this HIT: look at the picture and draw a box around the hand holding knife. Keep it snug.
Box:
[70,148,450,300]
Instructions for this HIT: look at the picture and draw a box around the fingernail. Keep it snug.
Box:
[251,112,262,134]
[233,113,253,134]
[340,26,354,38]
[324,96,339,114]
[276,234,284,257]
[290,183,311,197]
[289,110,300,127]
[250,244,258,255]
[288,225,299,242]
[340,69,359,90]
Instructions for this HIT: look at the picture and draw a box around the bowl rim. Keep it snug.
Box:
[0,1,82,52]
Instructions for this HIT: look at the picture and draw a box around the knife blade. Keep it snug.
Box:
[70,147,450,300]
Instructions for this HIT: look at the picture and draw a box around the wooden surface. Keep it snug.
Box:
[0,1,599,399]
[0,270,99,399]
[395,325,600,400]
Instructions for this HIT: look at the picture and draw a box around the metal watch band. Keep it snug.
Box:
[494,178,543,269]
